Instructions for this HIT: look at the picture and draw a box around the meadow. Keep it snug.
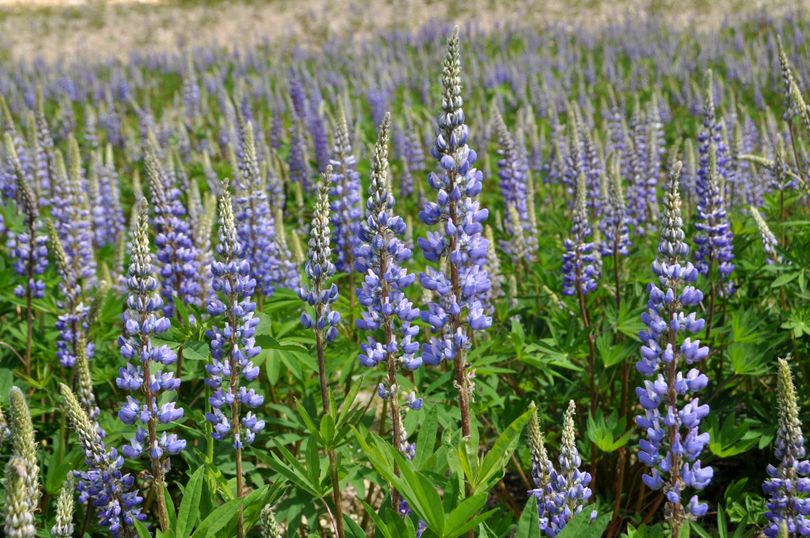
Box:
[0,5,809,538]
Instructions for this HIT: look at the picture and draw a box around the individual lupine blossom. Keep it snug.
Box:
[5,134,48,299]
[530,401,594,537]
[4,456,35,538]
[696,70,729,206]
[61,383,144,537]
[48,220,93,368]
[750,206,782,264]
[762,357,810,537]
[599,154,631,257]
[636,161,713,531]
[694,143,735,295]
[299,171,341,342]
[145,146,201,316]
[494,111,534,263]
[233,120,280,297]
[562,173,600,297]
[417,27,491,371]
[51,476,75,538]
[55,138,97,284]
[8,387,40,511]
[205,182,265,448]
[117,198,185,469]
[329,105,363,274]
[356,113,421,370]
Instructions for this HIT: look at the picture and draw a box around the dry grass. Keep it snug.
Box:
[0,0,798,63]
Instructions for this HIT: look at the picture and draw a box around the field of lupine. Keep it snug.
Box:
[1,8,810,538]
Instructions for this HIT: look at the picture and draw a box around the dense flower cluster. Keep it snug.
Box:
[205,183,265,448]
[329,107,363,274]
[299,172,340,342]
[529,401,594,537]
[61,384,144,537]
[117,198,185,466]
[750,206,782,264]
[417,27,491,367]
[636,162,713,530]
[561,173,600,297]
[762,357,810,536]
[356,113,422,372]
[599,154,632,257]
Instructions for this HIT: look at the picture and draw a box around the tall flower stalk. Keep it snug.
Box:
[298,171,343,537]
[5,134,46,375]
[205,180,266,538]
[355,113,422,508]
[117,198,185,532]
[417,27,491,439]
[636,161,713,536]
[762,357,810,536]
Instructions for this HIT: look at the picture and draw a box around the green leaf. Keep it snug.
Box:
[515,496,542,538]
[133,520,153,538]
[175,466,205,537]
[474,406,534,493]
[444,493,488,536]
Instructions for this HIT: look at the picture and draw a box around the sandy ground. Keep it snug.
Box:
[0,0,803,63]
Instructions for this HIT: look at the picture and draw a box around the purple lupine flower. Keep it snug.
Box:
[356,113,422,372]
[627,96,651,232]
[233,120,281,296]
[356,113,422,484]
[562,173,600,297]
[145,146,201,317]
[598,155,631,258]
[298,171,341,343]
[696,71,730,213]
[399,115,426,198]
[182,55,200,126]
[418,27,491,373]
[288,119,312,193]
[530,401,594,537]
[61,384,145,538]
[636,161,713,533]
[762,357,810,537]
[51,138,97,285]
[579,120,603,215]
[329,106,363,274]
[562,115,583,201]
[33,89,55,206]
[309,89,330,173]
[48,221,93,369]
[205,181,265,449]
[5,134,47,301]
[694,142,735,295]
[494,111,535,263]
[116,198,185,484]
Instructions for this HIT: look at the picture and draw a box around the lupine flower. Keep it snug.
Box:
[777,36,802,123]
[484,225,504,304]
[117,197,185,484]
[299,170,341,344]
[636,161,713,532]
[329,105,363,274]
[146,145,200,316]
[33,89,55,206]
[530,401,594,537]
[356,112,422,469]
[288,119,312,193]
[750,206,781,264]
[417,28,491,388]
[562,173,600,297]
[273,207,301,289]
[696,71,729,212]
[599,154,631,258]
[51,477,75,538]
[205,181,265,449]
[762,357,810,537]
[76,333,102,432]
[48,220,93,368]
[8,387,39,512]
[694,143,735,295]
[5,134,47,301]
[61,383,145,537]
[528,404,553,491]
[233,120,280,297]
[494,110,535,264]
[4,456,35,538]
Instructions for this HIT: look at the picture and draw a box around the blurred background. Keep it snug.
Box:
[0,0,799,63]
